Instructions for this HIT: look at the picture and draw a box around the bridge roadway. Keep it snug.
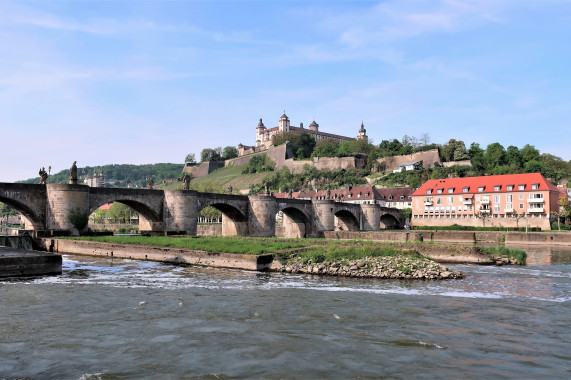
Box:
[0,183,404,237]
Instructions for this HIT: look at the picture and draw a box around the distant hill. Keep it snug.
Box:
[18,163,184,188]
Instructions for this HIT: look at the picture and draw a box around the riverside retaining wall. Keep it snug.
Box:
[35,238,274,271]
[325,230,571,246]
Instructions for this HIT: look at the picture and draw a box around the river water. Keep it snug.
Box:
[1,245,570,379]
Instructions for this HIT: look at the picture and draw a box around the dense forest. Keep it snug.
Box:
[18,163,184,188]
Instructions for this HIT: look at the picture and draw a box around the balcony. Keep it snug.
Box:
[528,207,544,213]
[504,208,514,213]
[527,198,544,203]
[479,209,490,214]
[424,201,433,206]
[462,199,473,205]
[480,199,490,204]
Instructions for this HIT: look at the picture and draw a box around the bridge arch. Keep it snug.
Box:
[0,197,44,230]
[276,205,312,238]
[88,188,165,232]
[0,184,46,230]
[334,209,360,231]
[380,214,401,229]
[197,198,248,236]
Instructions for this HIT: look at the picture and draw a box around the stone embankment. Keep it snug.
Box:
[274,255,463,280]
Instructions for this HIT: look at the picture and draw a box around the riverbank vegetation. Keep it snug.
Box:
[480,246,527,264]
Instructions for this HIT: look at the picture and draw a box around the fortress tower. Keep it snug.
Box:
[356,121,368,141]
[278,111,290,133]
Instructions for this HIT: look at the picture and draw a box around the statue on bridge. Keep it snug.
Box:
[182,173,191,190]
[38,167,48,185]
[264,182,270,195]
[69,161,78,184]
[288,189,293,199]
[327,188,331,200]
[227,185,233,195]
[147,177,154,189]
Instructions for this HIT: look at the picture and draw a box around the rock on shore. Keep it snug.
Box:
[277,256,464,280]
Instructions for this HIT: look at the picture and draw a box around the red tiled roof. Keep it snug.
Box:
[412,173,559,197]
[375,187,414,200]
[274,185,378,201]
[99,203,112,210]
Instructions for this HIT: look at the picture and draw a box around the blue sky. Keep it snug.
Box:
[0,0,570,182]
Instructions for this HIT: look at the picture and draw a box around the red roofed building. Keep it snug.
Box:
[410,173,560,230]
[275,185,382,205]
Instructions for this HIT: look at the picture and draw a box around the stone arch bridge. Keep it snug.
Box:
[0,183,404,237]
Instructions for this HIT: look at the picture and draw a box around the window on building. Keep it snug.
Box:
[448,197,453,204]
[436,197,442,204]
[493,195,500,203]
[478,186,485,192]
[506,203,513,210]
[494,185,501,191]
[463,187,470,193]
[400,195,404,199]
[519,194,524,200]
[448,188,455,193]
[451,206,456,213]
[437,189,443,194]
[529,193,543,199]
[506,194,512,203]
[426,189,433,194]
[494,203,500,212]
[519,203,524,209]
[440,206,445,213]
[518,184,525,190]
[507,185,514,191]
[424,207,428,213]
[476,195,481,201]
[469,205,473,211]
[531,184,539,190]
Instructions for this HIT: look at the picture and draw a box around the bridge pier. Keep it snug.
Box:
[248,195,277,237]
[312,200,335,233]
[46,184,90,235]
[163,190,198,235]
[360,204,380,231]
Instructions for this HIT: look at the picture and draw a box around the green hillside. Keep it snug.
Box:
[188,163,272,193]
[18,163,184,188]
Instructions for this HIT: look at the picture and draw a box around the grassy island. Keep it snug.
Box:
[65,236,469,279]
[59,236,528,279]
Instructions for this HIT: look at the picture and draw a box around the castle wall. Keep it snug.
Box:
[182,161,225,178]
[442,160,472,168]
[377,149,441,172]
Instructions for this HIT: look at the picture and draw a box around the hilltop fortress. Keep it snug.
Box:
[238,112,368,156]
[184,112,369,178]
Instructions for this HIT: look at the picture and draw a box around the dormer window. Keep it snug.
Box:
[518,184,525,190]
[426,189,433,194]
[462,187,470,193]
[507,185,514,191]
[494,185,501,191]
[358,193,361,198]
[478,186,485,192]
[531,183,539,190]
[400,195,405,199]
[437,189,443,194]
[448,188,454,193]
